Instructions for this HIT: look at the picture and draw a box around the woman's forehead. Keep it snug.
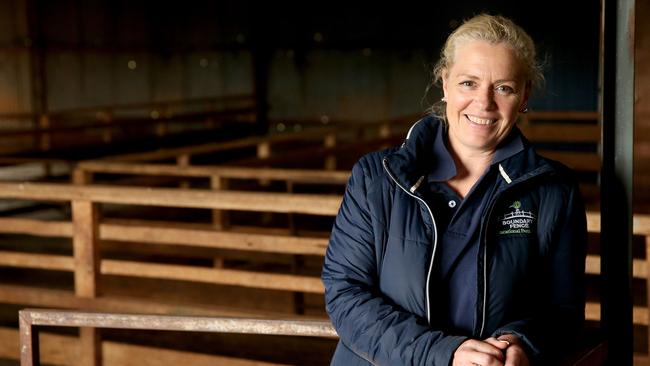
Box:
[448,41,524,80]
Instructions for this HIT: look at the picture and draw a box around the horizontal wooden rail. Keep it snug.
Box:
[19,309,337,337]
[524,110,600,121]
[0,107,256,138]
[77,162,350,184]
[100,223,329,255]
[520,124,600,143]
[104,126,339,163]
[50,94,254,117]
[19,308,337,366]
[0,182,342,216]
[101,260,324,293]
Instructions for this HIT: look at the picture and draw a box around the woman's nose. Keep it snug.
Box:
[475,88,496,110]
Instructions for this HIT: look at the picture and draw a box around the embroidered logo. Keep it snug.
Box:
[498,200,536,235]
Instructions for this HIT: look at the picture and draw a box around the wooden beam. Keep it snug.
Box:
[72,200,102,366]
[0,284,303,319]
[19,311,38,366]
[106,127,337,163]
[20,309,338,338]
[519,124,600,143]
[0,251,73,271]
[100,260,325,293]
[586,211,650,235]
[0,326,290,366]
[0,218,72,237]
[99,223,329,255]
[76,161,350,184]
[0,183,342,216]
[585,254,646,279]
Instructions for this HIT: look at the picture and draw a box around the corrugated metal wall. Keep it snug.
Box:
[0,0,601,121]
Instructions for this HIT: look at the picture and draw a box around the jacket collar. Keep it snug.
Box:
[383,115,554,195]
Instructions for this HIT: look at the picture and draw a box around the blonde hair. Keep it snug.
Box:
[429,14,544,117]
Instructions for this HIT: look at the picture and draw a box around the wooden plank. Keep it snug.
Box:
[0,326,290,366]
[585,254,646,278]
[72,200,102,366]
[99,223,329,256]
[106,127,338,163]
[526,110,600,120]
[0,284,303,319]
[79,327,101,366]
[104,339,288,366]
[100,260,325,293]
[0,183,342,216]
[519,124,600,143]
[586,211,650,235]
[76,161,350,184]
[537,151,601,171]
[0,218,72,237]
[210,175,229,232]
[0,251,73,271]
[585,302,648,325]
[19,311,38,366]
[72,201,100,298]
[22,309,337,338]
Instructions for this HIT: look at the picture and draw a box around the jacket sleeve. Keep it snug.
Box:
[492,179,587,363]
[321,158,467,366]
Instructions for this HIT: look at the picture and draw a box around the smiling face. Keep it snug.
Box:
[442,40,529,157]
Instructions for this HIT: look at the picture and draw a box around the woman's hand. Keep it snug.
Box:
[484,335,530,366]
[452,338,507,366]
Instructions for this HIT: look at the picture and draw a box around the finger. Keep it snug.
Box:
[460,339,505,361]
[504,345,530,366]
[484,337,510,350]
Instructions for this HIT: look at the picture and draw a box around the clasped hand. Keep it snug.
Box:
[452,335,529,366]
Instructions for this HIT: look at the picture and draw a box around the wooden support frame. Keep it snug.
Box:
[18,309,338,366]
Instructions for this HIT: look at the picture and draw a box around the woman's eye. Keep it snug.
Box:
[459,81,475,87]
[496,85,515,94]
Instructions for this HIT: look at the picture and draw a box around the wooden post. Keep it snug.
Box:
[324,132,336,170]
[177,154,191,189]
[19,311,39,366]
[256,142,271,186]
[211,175,228,268]
[210,176,230,231]
[286,180,305,314]
[72,168,93,185]
[378,123,390,139]
[155,121,167,137]
[38,114,50,152]
[72,200,101,366]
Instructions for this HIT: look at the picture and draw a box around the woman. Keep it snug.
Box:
[322,14,586,366]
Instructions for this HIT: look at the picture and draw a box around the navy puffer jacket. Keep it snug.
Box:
[321,116,586,365]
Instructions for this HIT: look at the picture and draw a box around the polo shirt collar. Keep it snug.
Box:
[491,126,525,165]
[427,125,525,183]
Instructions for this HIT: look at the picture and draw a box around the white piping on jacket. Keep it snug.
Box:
[498,164,512,184]
[405,119,422,140]
[382,159,438,325]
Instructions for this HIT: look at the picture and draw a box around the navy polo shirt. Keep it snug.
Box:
[423,126,524,336]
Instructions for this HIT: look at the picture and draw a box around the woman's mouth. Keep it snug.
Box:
[465,114,496,125]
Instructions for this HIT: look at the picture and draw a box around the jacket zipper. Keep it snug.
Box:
[478,196,499,338]
[476,168,552,338]
[382,158,438,325]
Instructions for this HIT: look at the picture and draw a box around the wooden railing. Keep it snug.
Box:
[0,95,256,155]
[19,309,337,366]
[18,308,607,366]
